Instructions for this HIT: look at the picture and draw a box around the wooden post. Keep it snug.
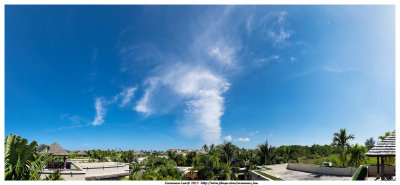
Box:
[377,157,380,177]
[63,156,67,169]
[380,157,385,180]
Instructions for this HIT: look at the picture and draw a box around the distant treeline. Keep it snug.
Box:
[5,129,393,181]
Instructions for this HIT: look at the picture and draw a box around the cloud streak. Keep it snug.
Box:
[92,98,105,126]
[289,66,347,79]
[135,64,230,144]
[120,87,137,107]
[268,11,292,47]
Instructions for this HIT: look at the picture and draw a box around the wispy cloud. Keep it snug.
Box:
[290,56,297,63]
[249,130,259,136]
[121,7,299,144]
[323,66,343,73]
[134,79,157,115]
[289,66,347,79]
[89,86,138,125]
[135,64,230,144]
[47,114,91,132]
[120,87,137,107]
[268,11,292,47]
[92,98,105,126]
[255,55,280,66]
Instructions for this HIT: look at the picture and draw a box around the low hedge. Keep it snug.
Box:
[254,170,283,181]
[352,165,367,180]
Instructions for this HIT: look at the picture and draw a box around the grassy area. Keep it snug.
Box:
[254,170,283,181]
[352,165,367,180]
[262,166,272,170]
[298,155,333,166]
[71,163,82,171]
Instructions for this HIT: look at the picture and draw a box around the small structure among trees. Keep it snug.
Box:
[39,142,70,169]
[365,130,396,180]
[76,151,88,157]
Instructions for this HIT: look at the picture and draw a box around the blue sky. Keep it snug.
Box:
[5,5,395,151]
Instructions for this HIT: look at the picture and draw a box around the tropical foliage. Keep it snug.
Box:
[4,134,62,180]
[129,156,183,180]
[331,128,355,167]
[364,137,375,150]
[6,128,388,181]
[348,143,367,167]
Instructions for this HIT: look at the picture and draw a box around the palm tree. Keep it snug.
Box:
[130,156,184,180]
[283,146,299,163]
[202,144,209,153]
[208,144,216,155]
[257,140,276,165]
[219,142,238,167]
[166,150,177,161]
[193,153,224,180]
[234,148,255,180]
[348,143,367,167]
[185,151,197,166]
[331,128,355,167]
[364,137,375,150]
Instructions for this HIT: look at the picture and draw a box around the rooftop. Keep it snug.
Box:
[365,130,396,157]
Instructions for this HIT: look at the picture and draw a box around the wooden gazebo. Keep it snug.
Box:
[76,151,87,156]
[40,142,70,169]
[365,130,396,180]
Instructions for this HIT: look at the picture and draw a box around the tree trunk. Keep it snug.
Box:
[377,157,380,178]
[63,156,66,169]
[380,157,385,180]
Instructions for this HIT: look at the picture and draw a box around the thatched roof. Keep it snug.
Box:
[40,142,70,156]
[77,151,87,156]
[365,130,396,157]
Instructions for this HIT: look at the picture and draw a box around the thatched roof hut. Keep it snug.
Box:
[77,151,87,156]
[48,142,70,156]
[40,142,69,169]
[365,130,396,180]
[365,130,395,157]
[39,142,69,156]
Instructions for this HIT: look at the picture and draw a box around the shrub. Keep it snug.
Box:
[329,155,341,167]
[352,165,367,180]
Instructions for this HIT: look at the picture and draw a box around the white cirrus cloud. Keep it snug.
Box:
[120,87,137,107]
[208,45,236,67]
[224,135,232,141]
[249,130,259,136]
[135,64,230,144]
[268,11,292,47]
[92,98,106,126]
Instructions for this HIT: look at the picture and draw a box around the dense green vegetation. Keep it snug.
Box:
[4,134,63,180]
[5,129,394,181]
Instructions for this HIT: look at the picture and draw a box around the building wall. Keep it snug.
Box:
[78,162,130,180]
[367,165,396,176]
[39,171,86,180]
[287,163,357,176]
